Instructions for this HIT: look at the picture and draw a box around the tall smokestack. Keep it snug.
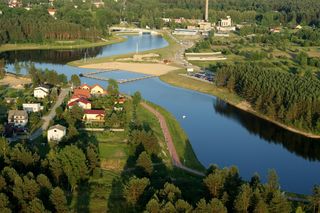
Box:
[205,0,209,22]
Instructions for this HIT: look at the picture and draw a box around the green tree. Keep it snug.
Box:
[14,60,21,77]
[234,184,252,213]
[50,187,68,213]
[57,145,88,191]
[268,191,291,213]
[107,79,119,99]
[70,74,81,87]
[27,198,47,213]
[0,193,11,213]
[136,151,153,175]
[123,176,150,206]
[175,199,193,212]
[146,198,160,213]
[209,198,227,213]
[204,170,226,198]
[133,91,142,108]
[310,185,320,213]
[86,144,99,173]
[160,183,181,203]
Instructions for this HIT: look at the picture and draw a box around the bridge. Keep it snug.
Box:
[80,70,156,84]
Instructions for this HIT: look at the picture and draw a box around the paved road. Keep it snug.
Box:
[29,88,70,141]
[141,102,204,176]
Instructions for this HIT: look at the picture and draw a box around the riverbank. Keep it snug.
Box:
[160,69,320,139]
[80,62,180,76]
[68,31,182,67]
[0,36,126,52]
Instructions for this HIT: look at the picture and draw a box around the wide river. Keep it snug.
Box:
[2,35,320,194]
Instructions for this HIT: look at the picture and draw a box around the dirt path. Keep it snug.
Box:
[140,102,204,176]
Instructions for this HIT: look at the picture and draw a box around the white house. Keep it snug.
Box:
[90,84,105,95]
[34,86,50,99]
[23,103,44,113]
[8,110,28,127]
[47,124,66,142]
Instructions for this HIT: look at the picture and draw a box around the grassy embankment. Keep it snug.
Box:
[68,31,182,67]
[0,36,126,52]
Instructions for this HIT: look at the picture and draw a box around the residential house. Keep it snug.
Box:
[79,84,91,90]
[47,124,66,142]
[34,86,50,99]
[48,8,57,17]
[90,84,105,95]
[8,0,22,8]
[83,110,105,122]
[73,88,91,99]
[8,110,28,127]
[67,98,92,110]
[23,103,43,113]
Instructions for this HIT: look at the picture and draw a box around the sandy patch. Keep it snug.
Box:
[80,62,180,76]
[0,74,31,88]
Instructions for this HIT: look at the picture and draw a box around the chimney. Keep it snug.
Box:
[205,0,209,22]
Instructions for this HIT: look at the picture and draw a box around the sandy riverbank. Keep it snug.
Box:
[0,74,31,88]
[80,62,180,76]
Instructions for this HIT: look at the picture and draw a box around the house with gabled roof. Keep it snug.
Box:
[83,109,105,122]
[47,124,66,142]
[68,97,92,110]
[8,110,28,127]
[73,88,91,99]
[34,86,50,99]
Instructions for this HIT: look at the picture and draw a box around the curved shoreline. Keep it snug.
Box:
[0,36,126,52]
[159,70,320,139]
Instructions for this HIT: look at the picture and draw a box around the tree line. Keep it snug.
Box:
[0,7,101,45]
[214,62,320,133]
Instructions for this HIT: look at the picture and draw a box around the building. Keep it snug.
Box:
[79,84,91,90]
[34,86,50,99]
[8,0,22,8]
[23,103,43,113]
[67,98,92,110]
[199,22,212,31]
[92,0,105,8]
[48,8,57,17]
[8,110,28,127]
[83,110,105,122]
[47,124,66,142]
[173,29,198,36]
[73,88,91,99]
[220,16,232,27]
[90,84,105,95]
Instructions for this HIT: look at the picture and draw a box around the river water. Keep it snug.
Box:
[2,35,320,194]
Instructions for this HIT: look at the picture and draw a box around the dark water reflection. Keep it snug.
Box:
[0,47,103,64]
[214,99,320,162]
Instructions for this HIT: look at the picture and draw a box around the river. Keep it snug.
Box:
[2,34,320,194]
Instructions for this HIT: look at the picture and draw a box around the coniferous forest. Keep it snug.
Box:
[215,62,320,133]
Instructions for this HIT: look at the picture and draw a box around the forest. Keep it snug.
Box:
[1,0,320,44]
[214,62,320,134]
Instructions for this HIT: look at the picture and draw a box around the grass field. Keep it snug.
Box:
[0,36,126,52]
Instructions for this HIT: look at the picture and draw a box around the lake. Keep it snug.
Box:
[2,34,320,194]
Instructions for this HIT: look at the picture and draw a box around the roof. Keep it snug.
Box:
[84,109,105,115]
[48,124,66,132]
[79,84,91,89]
[8,110,28,118]
[73,89,91,98]
[34,87,49,93]
[91,84,104,89]
[68,98,91,106]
